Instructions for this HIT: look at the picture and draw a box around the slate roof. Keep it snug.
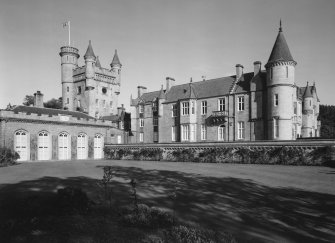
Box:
[137,72,256,104]
[11,106,94,119]
[84,40,96,59]
[303,84,313,98]
[95,56,102,68]
[111,49,122,66]
[266,28,295,66]
[101,114,120,122]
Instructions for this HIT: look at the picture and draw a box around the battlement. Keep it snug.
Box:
[0,109,115,127]
[60,46,80,57]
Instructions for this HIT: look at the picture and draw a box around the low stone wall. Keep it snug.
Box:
[105,140,335,166]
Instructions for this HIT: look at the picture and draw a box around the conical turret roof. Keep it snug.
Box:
[266,21,295,66]
[84,40,96,59]
[95,56,102,68]
[111,49,122,66]
[303,82,313,98]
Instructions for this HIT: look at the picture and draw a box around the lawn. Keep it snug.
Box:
[0,160,334,242]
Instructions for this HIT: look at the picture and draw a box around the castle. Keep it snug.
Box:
[60,41,122,117]
[130,23,321,143]
[0,41,127,161]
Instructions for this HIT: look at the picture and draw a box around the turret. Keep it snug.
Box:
[84,40,96,85]
[59,45,80,111]
[265,21,297,140]
[110,49,122,75]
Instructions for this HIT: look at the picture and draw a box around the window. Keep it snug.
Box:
[201,101,207,115]
[191,101,195,114]
[182,102,189,116]
[218,125,225,141]
[172,104,178,117]
[153,132,158,142]
[274,119,279,138]
[153,118,158,126]
[95,99,99,107]
[67,86,69,92]
[181,125,189,141]
[77,86,81,94]
[218,98,225,111]
[274,94,279,106]
[139,133,144,142]
[286,66,288,78]
[152,102,158,112]
[171,126,176,141]
[110,101,113,110]
[67,98,69,104]
[103,100,106,108]
[139,119,144,127]
[238,96,244,111]
[102,87,107,94]
[77,100,81,108]
[294,102,297,114]
[190,124,196,141]
[139,105,144,114]
[201,124,206,140]
[238,122,245,139]
[270,67,273,80]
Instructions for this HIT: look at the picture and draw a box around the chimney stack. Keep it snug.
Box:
[253,61,262,76]
[117,104,124,116]
[33,91,44,108]
[235,64,244,80]
[166,77,175,92]
[137,86,147,98]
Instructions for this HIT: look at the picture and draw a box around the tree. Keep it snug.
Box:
[23,95,34,106]
[44,97,62,109]
[319,105,335,138]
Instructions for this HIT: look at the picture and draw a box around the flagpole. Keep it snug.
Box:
[68,21,71,46]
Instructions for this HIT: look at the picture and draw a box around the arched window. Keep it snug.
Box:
[77,133,88,160]
[218,125,225,141]
[58,132,71,160]
[94,134,104,159]
[14,130,29,161]
[38,131,51,160]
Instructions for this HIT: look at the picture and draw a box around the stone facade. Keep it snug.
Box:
[60,41,121,118]
[130,24,320,143]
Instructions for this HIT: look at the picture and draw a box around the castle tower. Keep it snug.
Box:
[265,21,297,140]
[110,49,122,110]
[59,45,80,110]
[302,82,315,137]
[83,40,97,116]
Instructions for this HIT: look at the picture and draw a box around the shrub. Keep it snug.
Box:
[171,149,195,162]
[0,147,19,166]
[57,187,92,214]
[163,225,237,243]
[120,204,174,228]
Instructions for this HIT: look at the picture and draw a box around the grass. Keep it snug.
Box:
[0,160,334,242]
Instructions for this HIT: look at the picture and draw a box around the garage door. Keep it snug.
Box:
[38,131,51,160]
[58,132,70,160]
[94,134,103,159]
[77,133,88,160]
[15,130,28,161]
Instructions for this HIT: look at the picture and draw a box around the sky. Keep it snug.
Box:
[0,0,335,111]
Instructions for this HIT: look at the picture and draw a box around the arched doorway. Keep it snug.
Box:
[38,131,51,160]
[218,125,225,141]
[94,134,103,159]
[14,130,29,161]
[58,132,71,160]
[77,133,88,160]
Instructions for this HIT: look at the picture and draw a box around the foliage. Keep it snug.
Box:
[44,97,62,109]
[163,225,237,243]
[169,149,195,162]
[56,187,93,214]
[22,95,34,106]
[97,167,115,208]
[0,147,19,166]
[319,105,335,138]
[120,204,174,229]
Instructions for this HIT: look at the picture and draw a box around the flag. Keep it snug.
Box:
[62,21,69,28]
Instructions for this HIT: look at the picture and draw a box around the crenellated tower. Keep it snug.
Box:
[265,21,297,140]
[59,46,80,111]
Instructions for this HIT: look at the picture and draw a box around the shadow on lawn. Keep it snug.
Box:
[0,165,334,243]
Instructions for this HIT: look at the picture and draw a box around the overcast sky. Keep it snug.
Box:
[1,0,334,110]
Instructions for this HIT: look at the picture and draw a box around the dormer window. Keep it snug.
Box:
[102,87,107,94]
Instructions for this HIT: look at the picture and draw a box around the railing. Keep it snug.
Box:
[212,110,229,117]
[60,46,79,54]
